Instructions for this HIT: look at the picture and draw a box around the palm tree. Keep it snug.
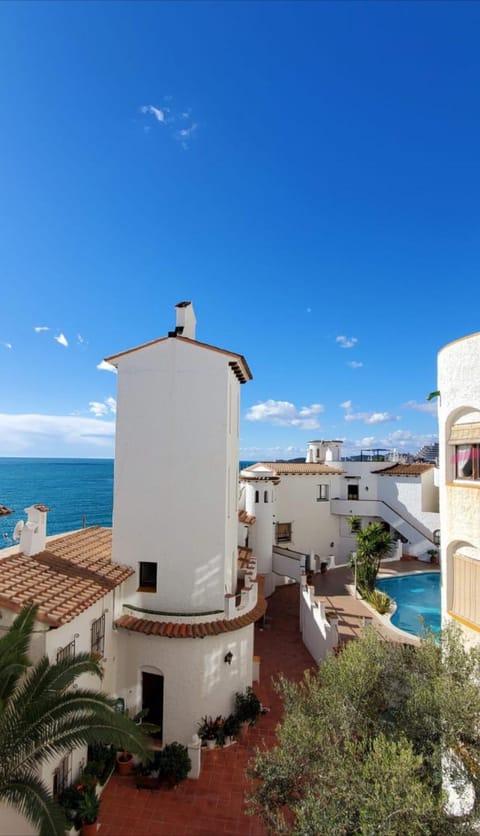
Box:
[353,521,394,594]
[0,603,151,836]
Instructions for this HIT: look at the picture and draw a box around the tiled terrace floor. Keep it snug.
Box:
[98,560,439,835]
[98,583,315,836]
[314,558,440,646]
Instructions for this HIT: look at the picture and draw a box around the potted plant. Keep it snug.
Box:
[76,787,100,836]
[222,713,240,745]
[157,742,191,788]
[197,715,221,749]
[234,687,261,725]
[116,707,151,775]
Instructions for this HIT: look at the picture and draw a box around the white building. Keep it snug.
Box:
[438,331,480,646]
[240,444,440,591]
[0,302,264,835]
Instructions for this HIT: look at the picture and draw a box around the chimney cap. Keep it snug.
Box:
[175,300,192,308]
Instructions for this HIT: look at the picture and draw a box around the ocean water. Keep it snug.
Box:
[0,458,256,549]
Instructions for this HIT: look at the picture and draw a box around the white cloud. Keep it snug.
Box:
[2,342,12,350]
[347,360,363,368]
[77,334,86,345]
[346,430,438,453]
[54,333,68,348]
[245,399,324,430]
[34,326,49,333]
[345,411,400,425]
[403,399,437,415]
[141,105,166,123]
[89,397,116,418]
[176,122,197,150]
[341,401,399,424]
[0,412,115,453]
[96,360,117,374]
[336,335,358,349]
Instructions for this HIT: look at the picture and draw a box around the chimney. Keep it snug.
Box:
[20,505,49,556]
[175,301,196,340]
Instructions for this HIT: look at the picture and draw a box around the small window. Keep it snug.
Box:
[264,490,269,503]
[433,530,441,546]
[347,484,359,501]
[255,490,259,504]
[91,614,105,657]
[454,444,480,481]
[139,561,157,592]
[57,639,75,664]
[53,753,71,799]
[276,522,292,543]
[317,484,329,502]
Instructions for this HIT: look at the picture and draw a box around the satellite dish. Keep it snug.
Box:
[13,520,24,542]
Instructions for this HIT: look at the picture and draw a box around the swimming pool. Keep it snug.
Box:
[375,572,441,638]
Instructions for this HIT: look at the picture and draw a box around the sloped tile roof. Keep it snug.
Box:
[242,462,343,476]
[0,527,133,626]
[105,336,252,383]
[372,463,435,476]
[115,598,267,639]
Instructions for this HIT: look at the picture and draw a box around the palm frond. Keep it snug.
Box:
[0,772,68,836]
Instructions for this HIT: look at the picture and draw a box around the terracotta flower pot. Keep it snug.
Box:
[81,822,98,836]
[116,753,134,775]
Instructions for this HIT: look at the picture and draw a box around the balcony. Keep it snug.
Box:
[330,498,377,517]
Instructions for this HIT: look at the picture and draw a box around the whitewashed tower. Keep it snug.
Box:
[106,302,263,745]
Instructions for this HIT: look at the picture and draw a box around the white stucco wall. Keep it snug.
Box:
[112,338,242,613]
[115,624,254,745]
[274,475,339,558]
[438,332,480,639]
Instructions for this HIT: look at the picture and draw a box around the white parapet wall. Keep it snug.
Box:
[299,576,338,664]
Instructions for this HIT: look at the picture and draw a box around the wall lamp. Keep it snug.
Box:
[224,651,233,665]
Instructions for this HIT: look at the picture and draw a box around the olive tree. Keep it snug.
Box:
[247,627,480,835]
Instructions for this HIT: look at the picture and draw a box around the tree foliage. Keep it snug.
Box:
[0,603,151,836]
[248,627,480,835]
[350,520,394,593]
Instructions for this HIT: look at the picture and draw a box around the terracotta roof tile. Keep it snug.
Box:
[115,595,267,639]
[0,526,133,626]
[242,462,343,476]
[372,463,435,476]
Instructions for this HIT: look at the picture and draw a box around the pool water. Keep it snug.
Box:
[376,572,441,637]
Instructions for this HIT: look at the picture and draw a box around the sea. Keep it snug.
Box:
[0,458,255,550]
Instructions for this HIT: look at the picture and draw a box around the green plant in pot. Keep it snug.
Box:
[116,707,155,775]
[76,787,100,836]
[234,687,261,727]
[197,715,220,748]
[157,742,191,788]
[222,713,240,744]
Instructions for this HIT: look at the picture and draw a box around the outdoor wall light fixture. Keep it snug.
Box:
[224,651,233,665]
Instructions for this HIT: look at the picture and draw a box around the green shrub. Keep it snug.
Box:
[157,742,191,785]
[234,687,261,725]
[366,589,392,614]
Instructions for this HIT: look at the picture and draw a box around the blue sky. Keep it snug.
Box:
[0,0,479,460]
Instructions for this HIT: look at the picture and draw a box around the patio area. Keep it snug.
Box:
[97,559,439,834]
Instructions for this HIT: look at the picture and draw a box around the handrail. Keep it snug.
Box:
[330,497,436,545]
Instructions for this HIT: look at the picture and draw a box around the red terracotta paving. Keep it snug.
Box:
[98,583,315,836]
